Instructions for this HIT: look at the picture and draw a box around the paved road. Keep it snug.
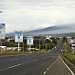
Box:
[0,39,73,75]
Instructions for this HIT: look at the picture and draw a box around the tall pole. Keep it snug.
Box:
[39,39,40,51]
[23,42,24,52]
[49,45,50,50]
[18,41,19,52]
[0,11,2,54]
[46,42,47,51]
[43,42,44,50]
[29,45,31,53]
[23,31,24,52]
[33,44,34,52]
[1,36,2,54]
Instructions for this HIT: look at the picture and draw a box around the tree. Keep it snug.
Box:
[52,38,58,45]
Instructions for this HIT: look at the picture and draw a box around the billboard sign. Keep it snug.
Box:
[15,31,23,42]
[27,36,33,45]
[0,23,5,39]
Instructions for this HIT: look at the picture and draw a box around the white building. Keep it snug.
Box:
[0,46,6,50]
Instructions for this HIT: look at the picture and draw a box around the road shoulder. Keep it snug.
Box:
[44,56,73,75]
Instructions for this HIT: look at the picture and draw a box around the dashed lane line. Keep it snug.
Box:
[43,71,47,75]
[0,59,38,72]
[43,58,58,75]
[8,64,22,69]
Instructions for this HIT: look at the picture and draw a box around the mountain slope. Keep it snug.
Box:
[24,25,75,35]
[6,24,75,36]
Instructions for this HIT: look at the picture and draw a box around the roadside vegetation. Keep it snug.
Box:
[0,36,58,56]
[0,50,29,56]
[61,38,75,73]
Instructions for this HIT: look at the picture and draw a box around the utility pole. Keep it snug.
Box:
[0,11,2,54]
[1,35,2,54]
[39,39,40,51]
[43,42,44,50]
[23,42,24,52]
[46,42,47,51]
[18,41,19,52]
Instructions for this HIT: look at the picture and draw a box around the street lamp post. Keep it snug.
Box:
[0,11,2,54]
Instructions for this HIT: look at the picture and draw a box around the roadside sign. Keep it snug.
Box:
[27,36,33,45]
[0,23,5,39]
[67,39,73,44]
[15,31,23,42]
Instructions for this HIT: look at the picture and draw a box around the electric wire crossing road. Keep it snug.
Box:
[0,39,74,75]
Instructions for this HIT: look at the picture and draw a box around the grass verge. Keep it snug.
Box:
[60,41,75,74]
[0,49,51,57]
[60,54,75,74]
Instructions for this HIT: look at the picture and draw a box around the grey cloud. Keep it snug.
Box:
[0,0,75,33]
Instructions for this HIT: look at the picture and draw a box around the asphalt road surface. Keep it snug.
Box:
[0,39,73,75]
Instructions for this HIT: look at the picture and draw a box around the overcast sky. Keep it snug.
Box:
[0,0,75,33]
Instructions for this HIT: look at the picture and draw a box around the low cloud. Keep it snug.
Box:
[0,0,75,33]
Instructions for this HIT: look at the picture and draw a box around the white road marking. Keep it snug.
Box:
[0,59,38,72]
[8,64,21,69]
[43,56,57,60]
[53,56,55,58]
[43,71,47,75]
[47,68,49,71]
[0,63,24,72]
[43,57,48,59]
[43,57,58,75]
[11,58,19,61]
[59,55,75,75]
[49,66,51,68]
[0,68,8,72]
[12,57,16,58]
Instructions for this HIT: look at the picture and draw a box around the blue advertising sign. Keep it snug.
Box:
[27,36,33,45]
[15,31,23,42]
[0,23,5,39]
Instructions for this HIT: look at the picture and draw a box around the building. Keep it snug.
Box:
[0,46,6,50]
